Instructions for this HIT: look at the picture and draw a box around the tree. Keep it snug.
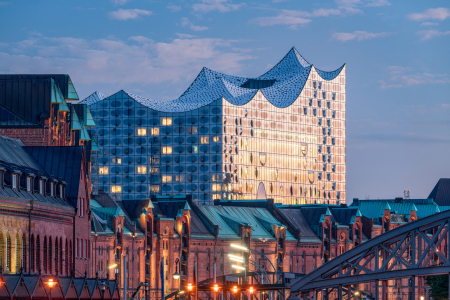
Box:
[426,275,448,300]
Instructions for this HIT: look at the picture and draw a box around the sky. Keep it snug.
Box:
[0,0,449,202]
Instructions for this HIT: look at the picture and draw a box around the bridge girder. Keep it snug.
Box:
[291,209,450,292]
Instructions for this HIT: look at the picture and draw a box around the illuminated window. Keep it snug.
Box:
[162,147,172,154]
[212,194,221,200]
[212,184,221,191]
[111,186,122,193]
[149,185,160,193]
[150,167,159,173]
[162,176,172,183]
[175,175,184,182]
[213,136,220,142]
[187,127,197,134]
[212,175,220,182]
[151,128,159,135]
[161,118,172,126]
[201,136,209,144]
[112,158,122,164]
[137,166,147,174]
[137,128,147,136]
[99,167,108,174]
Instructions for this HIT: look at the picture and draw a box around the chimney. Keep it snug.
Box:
[395,197,403,203]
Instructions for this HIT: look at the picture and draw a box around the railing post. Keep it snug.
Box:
[375,279,379,300]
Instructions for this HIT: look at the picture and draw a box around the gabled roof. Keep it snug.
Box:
[330,207,360,225]
[276,208,321,242]
[24,146,84,207]
[299,207,336,225]
[81,47,345,112]
[428,178,450,206]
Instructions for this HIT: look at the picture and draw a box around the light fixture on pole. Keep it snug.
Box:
[232,265,245,271]
[173,258,181,300]
[46,278,55,300]
[230,244,248,251]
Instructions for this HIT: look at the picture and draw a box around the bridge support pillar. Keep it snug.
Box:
[347,285,351,300]
[382,280,387,300]
[411,275,416,300]
[338,285,342,300]
[375,279,379,300]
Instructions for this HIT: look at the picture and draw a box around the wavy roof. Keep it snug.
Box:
[80,47,345,112]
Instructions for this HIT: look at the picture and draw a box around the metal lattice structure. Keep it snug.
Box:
[291,209,450,299]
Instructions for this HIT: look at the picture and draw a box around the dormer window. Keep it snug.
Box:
[12,174,18,190]
[27,177,32,193]
[0,169,4,189]
[39,180,44,195]
[50,182,55,197]
[59,184,65,199]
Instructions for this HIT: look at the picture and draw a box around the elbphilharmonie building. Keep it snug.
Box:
[82,48,346,205]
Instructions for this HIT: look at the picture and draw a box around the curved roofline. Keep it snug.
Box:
[80,47,345,112]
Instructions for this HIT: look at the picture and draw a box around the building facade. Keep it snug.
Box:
[82,48,346,205]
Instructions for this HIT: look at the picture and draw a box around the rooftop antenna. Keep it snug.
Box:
[404,189,410,199]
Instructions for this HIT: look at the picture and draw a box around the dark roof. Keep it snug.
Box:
[428,179,450,206]
[155,201,188,219]
[0,104,40,127]
[0,74,78,100]
[330,207,359,225]
[299,207,335,225]
[277,209,321,242]
[120,199,152,218]
[92,190,119,208]
[351,198,434,206]
[24,146,83,206]
[190,209,215,237]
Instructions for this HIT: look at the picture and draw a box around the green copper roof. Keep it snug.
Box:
[70,106,82,130]
[79,121,91,141]
[51,79,70,112]
[66,76,79,100]
[184,202,191,211]
[90,136,100,151]
[85,106,96,127]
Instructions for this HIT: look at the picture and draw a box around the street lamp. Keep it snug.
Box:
[100,263,118,278]
[173,258,181,300]
[46,278,55,300]
[143,281,150,300]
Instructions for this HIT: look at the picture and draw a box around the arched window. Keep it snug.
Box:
[48,237,52,274]
[65,240,69,275]
[15,233,20,272]
[116,226,122,245]
[30,235,35,273]
[59,239,63,274]
[69,240,72,275]
[22,234,27,273]
[55,238,59,273]
[43,236,47,273]
[6,232,11,271]
[0,232,4,269]
[36,235,40,272]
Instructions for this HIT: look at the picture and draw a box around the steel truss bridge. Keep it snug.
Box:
[291,210,450,300]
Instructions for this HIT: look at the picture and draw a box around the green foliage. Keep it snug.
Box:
[426,275,448,300]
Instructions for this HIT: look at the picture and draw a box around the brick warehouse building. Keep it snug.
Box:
[88,192,448,300]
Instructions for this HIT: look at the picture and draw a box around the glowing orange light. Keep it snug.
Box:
[187,283,193,291]
[436,249,439,252]
[47,279,55,288]
[249,287,254,294]
[213,284,220,292]
[233,286,238,293]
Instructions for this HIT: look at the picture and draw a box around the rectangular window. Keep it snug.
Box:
[162,176,172,183]
[175,175,184,182]
[137,166,147,174]
[212,194,221,200]
[99,167,109,174]
[162,147,172,154]
[137,128,147,136]
[149,185,160,193]
[161,118,172,126]
[212,184,221,191]
[112,158,122,164]
[212,175,220,182]
[187,127,197,134]
[12,175,17,189]
[151,128,159,135]
[60,185,63,198]
[111,186,122,193]
[213,136,220,142]
[39,180,44,194]
[50,183,55,197]
[27,177,31,192]
[201,136,209,144]
[149,167,159,173]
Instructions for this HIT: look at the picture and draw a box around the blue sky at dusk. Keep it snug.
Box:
[0,0,449,202]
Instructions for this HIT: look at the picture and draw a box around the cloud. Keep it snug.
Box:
[192,0,245,13]
[421,22,438,26]
[0,35,253,94]
[109,9,152,20]
[111,0,131,5]
[251,10,312,28]
[380,66,450,88]
[332,31,389,41]
[408,7,450,21]
[176,33,198,39]
[167,5,181,12]
[181,17,208,31]
[417,30,450,40]
[365,0,390,7]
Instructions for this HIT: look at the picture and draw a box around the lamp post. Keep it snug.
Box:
[232,285,239,300]
[100,264,118,278]
[46,278,55,300]
[173,258,181,300]
[144,281,150,300]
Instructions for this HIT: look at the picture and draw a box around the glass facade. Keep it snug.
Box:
[84,48,346,205]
